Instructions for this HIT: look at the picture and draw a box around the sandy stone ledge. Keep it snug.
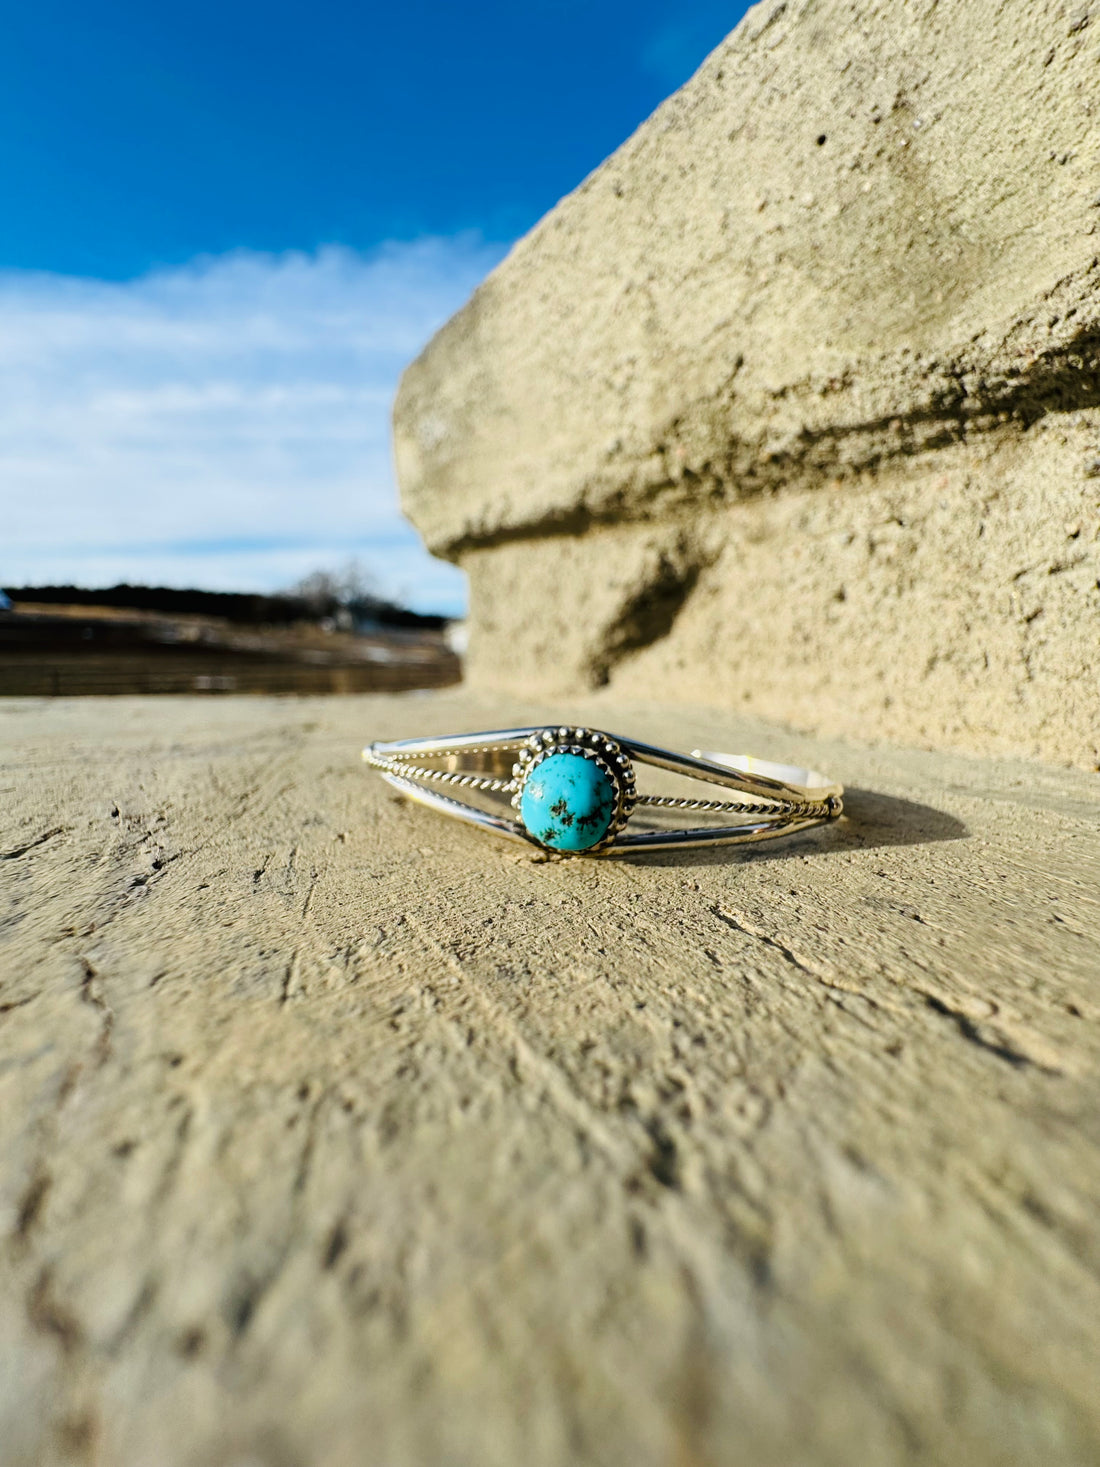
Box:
[1,690,1098,1467]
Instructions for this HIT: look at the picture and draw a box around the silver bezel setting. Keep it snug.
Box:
[510,726,636,855]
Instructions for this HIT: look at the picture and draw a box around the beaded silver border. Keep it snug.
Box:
[510,726,636,855]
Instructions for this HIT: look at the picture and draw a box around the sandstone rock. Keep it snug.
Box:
[394,0,1100,768]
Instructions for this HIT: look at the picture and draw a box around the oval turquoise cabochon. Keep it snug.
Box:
[519,751,616,852]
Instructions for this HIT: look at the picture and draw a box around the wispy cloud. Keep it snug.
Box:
[0,236,506,613]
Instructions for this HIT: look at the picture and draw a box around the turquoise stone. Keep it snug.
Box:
[520,751,616,852]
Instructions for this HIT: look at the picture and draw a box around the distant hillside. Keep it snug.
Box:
[2,583,449,631]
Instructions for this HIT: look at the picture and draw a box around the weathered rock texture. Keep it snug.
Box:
[394,0,1100,768]
[2,691,1100,1466]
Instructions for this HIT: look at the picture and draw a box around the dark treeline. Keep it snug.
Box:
[2,584,449,631]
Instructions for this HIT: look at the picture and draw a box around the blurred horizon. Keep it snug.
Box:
[1,0,751,614]
[0,237,503,616]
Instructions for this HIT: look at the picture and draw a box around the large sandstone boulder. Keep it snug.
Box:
[394,0,1100,768]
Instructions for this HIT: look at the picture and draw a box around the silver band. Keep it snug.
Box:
[363,726,843,856]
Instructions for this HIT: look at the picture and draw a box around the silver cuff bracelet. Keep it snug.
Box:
[364,725,843,857]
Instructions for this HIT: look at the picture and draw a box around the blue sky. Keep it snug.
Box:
[1,0,750,612]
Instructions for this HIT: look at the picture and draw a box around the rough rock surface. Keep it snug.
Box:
[394,0,1100,768]
[2,690,1099,1466]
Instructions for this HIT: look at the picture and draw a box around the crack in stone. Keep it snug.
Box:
[1,826,67,861]
[79,960,114,1067]
[922,994,1062,1074]
[710,904,836,983]
[28,1267,83,1355]
[0,992,42,1016]
[642,1116,683,1191]
[14,1169,52,1244]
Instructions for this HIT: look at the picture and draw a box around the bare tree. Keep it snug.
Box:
[289,559,380,614]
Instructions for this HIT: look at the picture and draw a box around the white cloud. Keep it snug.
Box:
[0,236,506,614]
